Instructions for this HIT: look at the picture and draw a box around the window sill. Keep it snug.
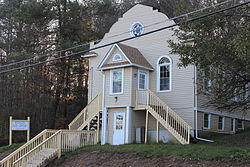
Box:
[109,92,123,95]
[157,90,172,93]
[138,88,149,90]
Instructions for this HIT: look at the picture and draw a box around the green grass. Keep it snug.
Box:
[0,143,23,153]
[204,130,250,147]
[68,143,250,162]
[51,130,250,165]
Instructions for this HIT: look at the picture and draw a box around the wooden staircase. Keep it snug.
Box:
[68,93,102,131]
[0,130,97,167]
[136,90,192,144]
[0,93,101,167]
[24,148,58,167]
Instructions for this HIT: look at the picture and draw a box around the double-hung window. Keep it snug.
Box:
[110,69,123,94]
[157,56,172,92]
[237,119,244,130]
[203,113,211,129]
[218,116,224,130]
[138,71,148,90]
[231,118,235,132]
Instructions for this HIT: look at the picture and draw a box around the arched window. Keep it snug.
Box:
[113,54,122,62]
[157,56,172,92]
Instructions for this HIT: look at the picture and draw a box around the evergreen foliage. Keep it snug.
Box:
[169,1,250,112]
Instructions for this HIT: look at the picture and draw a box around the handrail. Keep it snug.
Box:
[68,93,102,130]
[1,129,97,167]
[148,89,191,128]
[0,129,57,166]
[13,130,62,166]
[60,130,97,152]
[136,89,191,144]
[68,107,87,128]
[8,130,97,167]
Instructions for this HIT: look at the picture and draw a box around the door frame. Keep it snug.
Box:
[113,112,126,145]
[138,70,149,90]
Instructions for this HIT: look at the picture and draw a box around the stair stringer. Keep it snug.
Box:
[77,111,100,130]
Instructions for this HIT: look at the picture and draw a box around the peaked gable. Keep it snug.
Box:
[99,43,153,71]
[105,47,129,64]
[98,44,131,70]
[117,43,153,70]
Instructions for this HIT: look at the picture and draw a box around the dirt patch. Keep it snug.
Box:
[51,151,250,167]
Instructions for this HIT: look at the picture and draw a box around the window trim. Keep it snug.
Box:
[110,68,124,95]
[203,113,211,129]
[112,54,122,62]
[156,56,172,92]
[138,70,149,90]
[218,116,225,131]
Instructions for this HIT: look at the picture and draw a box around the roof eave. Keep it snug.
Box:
[81,53,98,58]
[98,63,154,71]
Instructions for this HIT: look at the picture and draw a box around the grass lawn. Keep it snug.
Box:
[58,130,250,163]
[69,143,250,162]
[204,130,250,147]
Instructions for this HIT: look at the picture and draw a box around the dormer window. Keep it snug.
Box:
[113,54,122,62]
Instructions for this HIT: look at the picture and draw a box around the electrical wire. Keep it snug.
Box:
[0,1,250,74]
[0,0,248,74]
[0,0,237,69]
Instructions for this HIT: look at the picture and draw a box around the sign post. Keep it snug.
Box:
[9,116,30,145]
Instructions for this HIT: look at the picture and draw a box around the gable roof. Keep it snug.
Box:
[117,43,153,70]
[99,43,154,71]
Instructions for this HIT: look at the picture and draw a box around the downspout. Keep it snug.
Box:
[101,70,107,145]
[194,65,214,142]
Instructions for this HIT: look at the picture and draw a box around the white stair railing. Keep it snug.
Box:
[0,129,57,167]
[61,130,96,152]
[136,90,191,144]
[68,93,102,130]
[0,130,97,167]
[13,130,62,167]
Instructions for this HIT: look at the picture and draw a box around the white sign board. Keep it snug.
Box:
[12,121,29,130]
[9,116,30,145]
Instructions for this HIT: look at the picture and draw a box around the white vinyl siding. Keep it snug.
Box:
[88,5,195,128]
[110,69,124,94]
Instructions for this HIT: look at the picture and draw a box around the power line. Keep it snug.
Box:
[171,0,237,20]
[0,0,248,74]
[0,0,237,69]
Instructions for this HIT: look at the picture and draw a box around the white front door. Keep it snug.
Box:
[113,112,125,145]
